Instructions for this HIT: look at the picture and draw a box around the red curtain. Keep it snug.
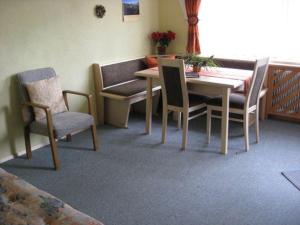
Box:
[185,0,201,54]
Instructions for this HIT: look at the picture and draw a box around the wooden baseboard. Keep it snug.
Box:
[0,142,49,164]
[267,114,300,123]
[0,129,89,164]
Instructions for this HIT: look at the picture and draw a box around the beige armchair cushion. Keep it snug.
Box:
[26,76,67,120]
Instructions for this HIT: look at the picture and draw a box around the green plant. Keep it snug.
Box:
[184,54,218,70]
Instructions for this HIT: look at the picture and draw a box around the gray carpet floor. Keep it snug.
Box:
[2,114,300,225]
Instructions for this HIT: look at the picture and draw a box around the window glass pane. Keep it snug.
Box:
[199,0,300,62]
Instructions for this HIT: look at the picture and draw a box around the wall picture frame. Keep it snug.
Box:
[122,0,140,22]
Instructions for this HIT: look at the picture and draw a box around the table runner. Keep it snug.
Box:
[150,66,252,94]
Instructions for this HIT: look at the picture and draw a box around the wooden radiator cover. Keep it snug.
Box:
[266,64,300,121]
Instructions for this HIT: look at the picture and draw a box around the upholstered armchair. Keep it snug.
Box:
[17,67,99,170]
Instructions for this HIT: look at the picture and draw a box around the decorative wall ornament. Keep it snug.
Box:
[122,0,140,22]
[187,15,199,25]
[95,5,106,18]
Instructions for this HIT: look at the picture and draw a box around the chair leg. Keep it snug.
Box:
[181,110,189,150]
[48,134,60,170]
[66,134,72,142]
[243,113,250,151]
[24,127,32,159]
[177,112,181,130]
[161,104,168,144]
[207,108,212,144]
[91,125,99,151]
[255,108,260,143]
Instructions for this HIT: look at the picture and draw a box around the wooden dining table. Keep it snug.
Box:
[135,66,253,154]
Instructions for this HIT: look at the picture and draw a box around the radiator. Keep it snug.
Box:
[266,63,300,121]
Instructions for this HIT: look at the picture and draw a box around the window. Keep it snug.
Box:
[199,0,300,63]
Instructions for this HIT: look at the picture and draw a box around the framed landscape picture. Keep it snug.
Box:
[122,0,140,22]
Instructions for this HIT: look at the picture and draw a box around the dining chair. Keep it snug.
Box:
[17,67,99,170]
[158,58,208,150]
[206,58,269,151]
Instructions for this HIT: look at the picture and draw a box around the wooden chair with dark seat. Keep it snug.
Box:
[206,58,269,151]
[215,57,269,120]
[158,58,208,150]
[17,67,99,170]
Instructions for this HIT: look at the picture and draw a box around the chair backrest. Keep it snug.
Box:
[16,67,57,123]
[99,58,147,89]
[246,58,269,108]
[158,58,188,108]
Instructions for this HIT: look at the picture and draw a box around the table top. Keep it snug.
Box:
[135,67,253,89]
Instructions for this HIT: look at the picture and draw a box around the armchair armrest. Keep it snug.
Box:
[62,90,94,115]
[62,90,91,98]
[21,101,55,133]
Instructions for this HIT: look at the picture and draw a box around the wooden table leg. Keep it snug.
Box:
[145,77,153,134]
[221,88,230,154]
[260,95,267,120]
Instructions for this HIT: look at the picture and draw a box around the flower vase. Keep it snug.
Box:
[157,46,166,55]
[193,65,201,73]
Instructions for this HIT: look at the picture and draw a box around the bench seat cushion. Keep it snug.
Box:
[102,79,148,97]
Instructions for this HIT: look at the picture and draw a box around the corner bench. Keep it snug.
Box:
[93,58,160,128]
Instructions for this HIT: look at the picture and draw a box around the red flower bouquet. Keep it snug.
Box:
[151,31,176,47]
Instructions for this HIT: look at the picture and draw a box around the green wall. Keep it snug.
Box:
[159,0,187,54]
[0,0,160,161]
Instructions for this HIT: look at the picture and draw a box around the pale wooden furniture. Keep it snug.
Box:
[17,68,98,170]
[135,67,252,154]
[93,59,160,128]
[266,62,300,121]
[215,58,268,120]
[206,58,269,151]
[158,59,207,150]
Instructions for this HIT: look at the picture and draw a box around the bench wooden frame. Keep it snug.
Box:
[93,60,160,128]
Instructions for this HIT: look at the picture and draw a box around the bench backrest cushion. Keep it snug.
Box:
[215,58,255,70]
[101,58,147,88]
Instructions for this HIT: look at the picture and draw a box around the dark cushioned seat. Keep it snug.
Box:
[102,79,147,97]
[30,112,94,138]
[211,110,244,119]
[208,93,245,109]
[189,94,209,107]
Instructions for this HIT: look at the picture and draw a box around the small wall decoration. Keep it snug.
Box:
[122,0,140,22]
[95,5,106,18]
